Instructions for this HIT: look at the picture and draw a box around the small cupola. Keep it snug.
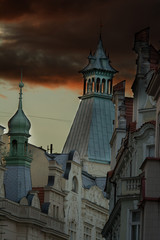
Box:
[8,78,31,137]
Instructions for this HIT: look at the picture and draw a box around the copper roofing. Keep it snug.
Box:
[8,80,31,136]
[62,95,114,163]
[80,37,117,74]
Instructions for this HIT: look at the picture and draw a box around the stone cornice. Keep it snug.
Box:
[0,198,68,239]
[79,92,112,100]
[82,198,108,214]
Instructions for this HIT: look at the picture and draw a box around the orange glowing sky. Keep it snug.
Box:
[0,0,160,151]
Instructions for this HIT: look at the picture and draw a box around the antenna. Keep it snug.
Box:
[21,68,23,83]
[100,20,103,38]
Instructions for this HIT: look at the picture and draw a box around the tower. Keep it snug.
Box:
[4,76,32,202]
[63,36,117,167]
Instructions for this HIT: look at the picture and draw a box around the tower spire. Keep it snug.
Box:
[100,20,103,40]
[5,70,32,202]
[18,70,24,110]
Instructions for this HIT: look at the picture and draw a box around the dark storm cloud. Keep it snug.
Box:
[0,0,159,91]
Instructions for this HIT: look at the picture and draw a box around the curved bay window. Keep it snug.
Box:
[72,176,78,193]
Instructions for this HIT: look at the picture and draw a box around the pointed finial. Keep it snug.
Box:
[100,20,103,39]
[19,69,24,89]
[18,69,24,110]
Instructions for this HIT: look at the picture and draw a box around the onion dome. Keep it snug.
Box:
[8,79,31,136]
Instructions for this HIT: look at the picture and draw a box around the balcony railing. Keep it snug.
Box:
[121,176,141,195]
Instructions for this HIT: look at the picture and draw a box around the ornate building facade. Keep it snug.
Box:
[102,28,160,240]
[0,79,68,240]
[0,35,117,239]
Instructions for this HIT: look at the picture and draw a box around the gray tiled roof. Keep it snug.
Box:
[46,153,107,196]
[82,171,106,197]
[4,166,32,202]
[46,153,68,172]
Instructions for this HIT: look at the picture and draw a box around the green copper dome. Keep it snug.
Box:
[8,80,31,136]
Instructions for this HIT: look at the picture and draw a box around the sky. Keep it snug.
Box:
[0,0,160,152]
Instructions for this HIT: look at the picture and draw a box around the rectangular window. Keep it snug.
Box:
[53,205,59,219]
[69,222,76,240]
[84,225,92,240]
[146,145,155,157]
[130,211,140,240]
[96,230,103,240]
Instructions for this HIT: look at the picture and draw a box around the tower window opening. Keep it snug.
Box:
[102,79,106,93]
[24,141,28,154]
[108,79,112,94]
[96,78,100,93]
[12,140,17,156]
[83,79,87,95]
[88,79,92,93]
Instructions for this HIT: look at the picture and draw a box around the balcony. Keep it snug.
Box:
[121,176,141,196]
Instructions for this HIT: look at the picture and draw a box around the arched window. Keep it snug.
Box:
[12,140,17,156]
[96,78,100,93]
[72,176,78,193]
[107,79,112,94]
[87,78,92,93]
[92,78,95,92]
[102,79,106,93]
[83,79,87,95]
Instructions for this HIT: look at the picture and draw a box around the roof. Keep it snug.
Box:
[46,152,107,196]
[46,152,69,172]
[134,27,150,43]
[113,80,125,93]
[82,170,107,197]
[80,37,117,74]
[8,81,31,137]
[149,45,160,71]
[62,95,115,163]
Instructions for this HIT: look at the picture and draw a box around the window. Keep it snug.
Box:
[53,205,59,219]
[96,78,100,93]
[102,79,106,94]
[146,145,155,157]
[69,221,76,240]
[96,230,102,240]
[12,140,17,156]
[84,225,92,240]
[130,211,140,240]
[72,176,78,193]
[24,141,28,154]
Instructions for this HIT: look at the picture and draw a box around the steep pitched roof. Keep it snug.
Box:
[80,37,117,73]
[62,95,115,163]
